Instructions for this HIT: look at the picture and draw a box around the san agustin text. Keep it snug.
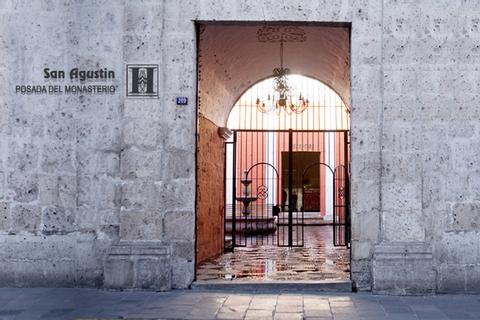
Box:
[15,68,116,95]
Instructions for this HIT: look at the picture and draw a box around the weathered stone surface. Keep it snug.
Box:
[8,172,38,203]
[104,241,171,290]
[164,211,194,241]
[372,242,435,295]
[449,202,480,232]
[0,201,10,231]
[120,147,162,180]
[11,204,41,232]
[119,210,163,240]
[437,264,466,293]
[42,206,75,233]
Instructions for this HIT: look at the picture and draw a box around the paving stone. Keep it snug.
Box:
[0,288,478,320]
[245,309,274,320]
[274,312,302,320]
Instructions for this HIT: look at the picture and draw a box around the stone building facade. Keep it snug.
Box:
[0,0,479,294]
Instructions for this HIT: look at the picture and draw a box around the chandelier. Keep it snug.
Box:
[256,26,309,114]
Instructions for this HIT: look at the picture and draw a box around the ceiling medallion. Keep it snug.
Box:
[256,26,309,114]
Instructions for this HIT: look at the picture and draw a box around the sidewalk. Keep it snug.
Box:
[0,288,479,319]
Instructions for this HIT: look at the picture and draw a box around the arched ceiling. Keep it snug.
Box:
[198,23,350,127]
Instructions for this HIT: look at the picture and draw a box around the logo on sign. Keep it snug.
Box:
[126,64,159,98]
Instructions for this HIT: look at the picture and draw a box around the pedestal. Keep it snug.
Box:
[104,241,171,290]
[372,242,435,295]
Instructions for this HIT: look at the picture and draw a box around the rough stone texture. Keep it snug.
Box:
[196,116,225,264]
[0,0,478,293]
[372,242,435,295]
[104,241,171,290]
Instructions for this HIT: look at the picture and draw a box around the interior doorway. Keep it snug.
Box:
[195,22,351,282]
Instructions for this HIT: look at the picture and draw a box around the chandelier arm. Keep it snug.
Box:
[280,40,284,69]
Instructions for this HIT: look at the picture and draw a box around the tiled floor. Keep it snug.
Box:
[197,225,350,281]
[1,288,479,319]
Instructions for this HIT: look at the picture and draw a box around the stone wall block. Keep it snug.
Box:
[351,37,381,66]
[351,240,374,260]
[350,94,381,121]
[0,260,16,287]
[437,263,466,293]
[0,201,10,231]
[75,207,98,231]
[163,211,194,241]
[125,1,163,34]
[45,113,76,142]
[382,209,425,242]
[382,123,421,154]
[351,259,372,291]
[382,182,421,212]
[104,241,171,290]
[468,172,480,200]
[58,175,77,208]
[124,33,163,62]
[123,119,161,148]
[351,210,379,242]
[350,152,380,181]
[78,176,95,207]
[162,148,194,180]
[119,210,163,241]
[421,174,445,210]
[452,142,480,172]
[156,179,195,212]
[121,179,158,210]
[136,257,170,289]
[465,265,480,293]
[96,177,121,210]
[382,95,420,121]
[351,180,379,213]
[8,171,38,202]
[171,257,194,289]
[95,123,122,151]
[350,123,379,155]
[11,204,40,232]
[41,143,75,174]
[104,256,134,288]
[95,152,120,177]
[381,152,420,183]
[445,172,470,202]
[76,147,96,176]
[38,174,58,206]
[448,202,480,232]
[351,65,381,95]
[8,140,38,172]
[42,206,75,234]
[120,147,162,180]
[373,242,435,295]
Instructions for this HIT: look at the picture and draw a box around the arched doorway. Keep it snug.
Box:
[225,75,350,246]
[195,22,351,283]
[197,74,351,281]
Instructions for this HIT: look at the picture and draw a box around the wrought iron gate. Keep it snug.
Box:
[225,129,350,250]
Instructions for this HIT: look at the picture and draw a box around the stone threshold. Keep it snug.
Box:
[191,280,352,292]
